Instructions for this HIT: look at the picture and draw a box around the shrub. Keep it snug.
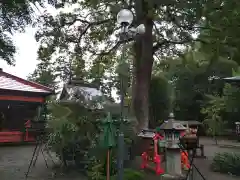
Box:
[47,102,137,177]
[111,169,145,180]
[211,152,240,176]
[122,169,145,180]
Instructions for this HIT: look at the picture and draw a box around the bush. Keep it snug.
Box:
[111,169,145,180]
[88,167,144,180]
[211,152,240,176]
[122,169,145,180]
[47,102,137,177]
[47,102,102,169]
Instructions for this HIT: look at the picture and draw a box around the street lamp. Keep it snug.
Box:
[116,9,145,180]
[117,9,133,27]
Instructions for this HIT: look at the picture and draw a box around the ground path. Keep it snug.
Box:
[0,145,85,180]
[192,137,239,180]
[0,137,239,180]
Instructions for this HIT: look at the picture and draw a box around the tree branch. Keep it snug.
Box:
[73,18,115,53]
[66,17,114,27]
[153,21,164,38]
[152,38,209,54]
[90,38,133,57]
[165,6,221,32]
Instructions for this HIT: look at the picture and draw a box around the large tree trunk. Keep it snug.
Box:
[132,4,154,130]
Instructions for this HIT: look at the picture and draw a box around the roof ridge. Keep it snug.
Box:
[0,70,54,94]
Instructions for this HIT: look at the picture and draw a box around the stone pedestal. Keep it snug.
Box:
[165,149,182,175]
[161,174,185,180]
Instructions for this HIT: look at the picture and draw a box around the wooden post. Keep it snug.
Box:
[107,150,110,180]
[24,120,31,141]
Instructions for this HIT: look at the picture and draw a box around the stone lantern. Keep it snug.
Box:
[137,129,156,156]
[160,113,187,179]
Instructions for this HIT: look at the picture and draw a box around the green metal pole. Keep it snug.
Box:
[117,25,127,180]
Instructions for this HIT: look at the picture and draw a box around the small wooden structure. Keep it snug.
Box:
[0,69,53,143]
[137,129,156,156]
[179,120,205,157]
[58,79,118,110]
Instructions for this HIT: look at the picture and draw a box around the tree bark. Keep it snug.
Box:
[132,2,154,130]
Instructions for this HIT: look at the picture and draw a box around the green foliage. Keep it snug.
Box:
[47,101,102,169]
[211,152,240,176]
[200,0,240,65]
[121,169,145,180]
[201,95,226,137]
[111,169,145,180]
[48,117,78,157]
[224,84,240,113]
[149,75,171,127]
[28,0,240,133]
[201,83,240,135]
[32,0,219,129]
[87,161,105,180]
[232,67,240,76]
[87,152,117,180]
[88,167,144,180]
[222,84,240,128]
[165,50,209,120]
[162,48,238,123]
[0,0,56,64]
[27,61,57,90]
[47,99,137,178]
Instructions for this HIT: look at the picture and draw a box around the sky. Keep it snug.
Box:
[0,2,57,79]
[0,2,81,79]
[0,27,39,79]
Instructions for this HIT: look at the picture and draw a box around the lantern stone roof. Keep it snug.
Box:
[160,119,186,131]
[178,120,202,126]
[137,129,156,138]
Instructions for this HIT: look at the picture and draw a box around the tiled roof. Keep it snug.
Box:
[59,84,106,109]
[0,70,53,93]
[160,119,186,130]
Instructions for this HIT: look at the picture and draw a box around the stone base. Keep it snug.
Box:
[161,174,185,180]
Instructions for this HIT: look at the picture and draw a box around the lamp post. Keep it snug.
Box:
[116,9,145,180]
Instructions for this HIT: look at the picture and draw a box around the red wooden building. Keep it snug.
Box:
[0,68,53,143]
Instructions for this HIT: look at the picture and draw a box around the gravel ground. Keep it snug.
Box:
[0,138,239,180]
[0,145,86,180]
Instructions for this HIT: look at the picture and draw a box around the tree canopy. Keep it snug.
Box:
[0,0,58,65]
[26,0,240,130]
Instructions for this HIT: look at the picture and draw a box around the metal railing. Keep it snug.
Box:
[187,165,206,180]
[178,143,207,180]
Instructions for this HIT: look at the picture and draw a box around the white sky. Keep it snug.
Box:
[0,2,81,79]
[0,27,38,79]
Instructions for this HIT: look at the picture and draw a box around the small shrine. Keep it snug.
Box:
[159,113,186,178]
[0,68,53,143]
[138,129,164,175]
[179,120,202,150]
[58,79,122,116]
[59,79,106,109]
